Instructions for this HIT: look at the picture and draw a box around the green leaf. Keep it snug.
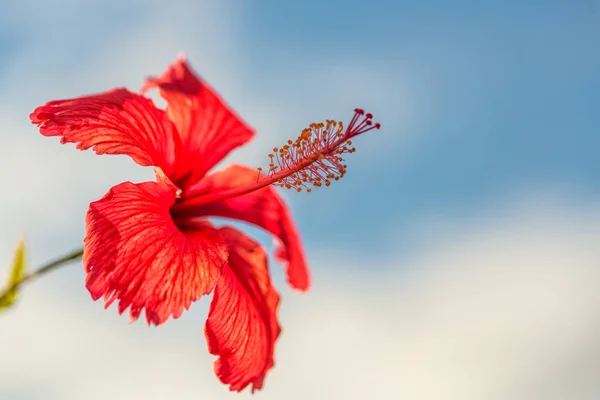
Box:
[0,240,27,311]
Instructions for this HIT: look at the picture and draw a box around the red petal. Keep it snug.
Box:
[175,164,310,291]
[84,180,228,326]
[142,56,255,186]
[30,88,179,176]
[205,227,281,392]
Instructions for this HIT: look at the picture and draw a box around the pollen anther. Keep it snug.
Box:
[259,108,381,193]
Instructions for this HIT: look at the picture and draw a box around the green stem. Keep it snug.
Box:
[0,248,84,301]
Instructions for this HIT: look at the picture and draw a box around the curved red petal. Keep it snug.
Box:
[205,227,281,392]
[30,88,179,176]
[175,164,310,291]
[84,180,228,326]
[142,56,255,186]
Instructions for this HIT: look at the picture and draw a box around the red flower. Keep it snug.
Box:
[30,56,380,392]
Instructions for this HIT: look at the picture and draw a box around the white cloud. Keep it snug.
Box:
[1,193,599,399]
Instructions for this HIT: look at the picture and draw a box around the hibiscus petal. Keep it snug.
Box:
[84,180,227,326]
[174,164,310,291]
[205,227,281,392]
[142,56,255,185]
[30,88,179,176]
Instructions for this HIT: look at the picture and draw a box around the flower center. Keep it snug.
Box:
[174,109,380,211]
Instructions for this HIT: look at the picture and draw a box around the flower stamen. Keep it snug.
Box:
[176,109,380,208]
[262,108,380,192]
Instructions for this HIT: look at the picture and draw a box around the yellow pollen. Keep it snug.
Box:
[259,119,354,192]
[250,110,380,195]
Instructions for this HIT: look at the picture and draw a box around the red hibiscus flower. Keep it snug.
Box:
[30,56,380,392]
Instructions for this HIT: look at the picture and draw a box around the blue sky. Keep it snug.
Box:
[0,1,599,399]
[281,0,600,253]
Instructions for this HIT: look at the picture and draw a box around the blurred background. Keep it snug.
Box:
[0,1,599,399]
